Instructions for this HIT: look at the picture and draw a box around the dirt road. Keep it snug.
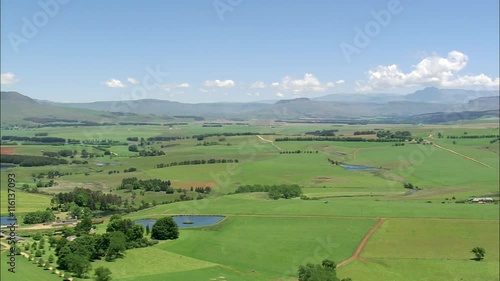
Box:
[337,218,386,268]
[256,135,283,151]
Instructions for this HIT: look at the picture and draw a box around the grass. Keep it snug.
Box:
[159,216,376,279]
[337,258,500,281]
[125,194,500,220]
[362,219,500,260]
[0,190,52,216]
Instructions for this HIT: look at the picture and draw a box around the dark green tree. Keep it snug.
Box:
[151,217,179,240]
[105,232,126,261]
[94,266,113,281]
[471,247,486,260]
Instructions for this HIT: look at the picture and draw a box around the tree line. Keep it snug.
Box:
[280,150,319,154]
[446,134,499,139]
[192,132,274,141]
[1,136,79,144]
[353,130,376,135]
[305,129,339,136]
[376,130,412,139]
[155,158,239,168]
[234,184,303,199]
[275,137,406,142]
[1,154,68,167]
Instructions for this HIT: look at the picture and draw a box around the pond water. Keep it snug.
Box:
[0,216,17,226]
[135,215,224,229]
[340,164,380,171]
[0,165,15,170]
[96,162,120,167]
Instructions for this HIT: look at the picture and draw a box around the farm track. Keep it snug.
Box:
[433,144,494,169]
[337,218,386,268]
[256,135,283,151]
[352,149,361,160]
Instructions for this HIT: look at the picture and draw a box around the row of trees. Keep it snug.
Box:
[275,137,405,143]
[279,150,319,154]
[1,154,68,167]
[155,158,239,169]
[305,129,338,136]
[353,130,376,135]
[446,134,499,139]
[234,184,303,199]
[1,136,77,143]
[192,132,274,141]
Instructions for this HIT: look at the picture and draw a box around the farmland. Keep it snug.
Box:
[1,121,499,281]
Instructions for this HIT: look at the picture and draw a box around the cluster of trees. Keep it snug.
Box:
[403,183,421,191]
[81,149,103,158]
[202,124,223,127]
[235,184,302,199]
[52,187,123,211]
[376,130,412,139]
[71,159,89,164]
[138,149,165,157]
[196,141,227,146]
[155,158,239,169]
[1,154,68,167]
[42,149,75,157]
[23,210,55,224]
[275,137,404,143]
[327,159,341,165]
[123,167,137,173]
[279,150,319,154]
[53,215,157,278]
[298,260,351,281]
[353,130,376,135]
[305,129,339,136]
[35,132,49,136]
[118,177,172,192]
[392,143,406,146]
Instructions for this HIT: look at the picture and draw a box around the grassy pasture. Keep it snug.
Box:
[125,194,500,220]
[337,258,500,281]
[159,216,376,279]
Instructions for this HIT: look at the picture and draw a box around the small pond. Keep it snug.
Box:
[96,162,120,167]
[0,216,17,226]
[340,164,380,171]
[135,215,224,229]
[0,165,16,170]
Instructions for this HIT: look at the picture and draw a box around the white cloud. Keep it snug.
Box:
[103,78,127,88]
[271,82,280,87]
[251,81,266,88]
[276,92,285,98]
[127,77,139,85]
[1,72,19,85]
[254,92,260,97]
[203,79,235,88]
[274,73,334,93]
[356,50,499,91]
[336,80,345,85]
[177,83,190,88]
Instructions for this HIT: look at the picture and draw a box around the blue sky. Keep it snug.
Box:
[1,0,499,103]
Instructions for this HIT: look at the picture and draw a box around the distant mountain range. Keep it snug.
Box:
[1,87,498,125]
